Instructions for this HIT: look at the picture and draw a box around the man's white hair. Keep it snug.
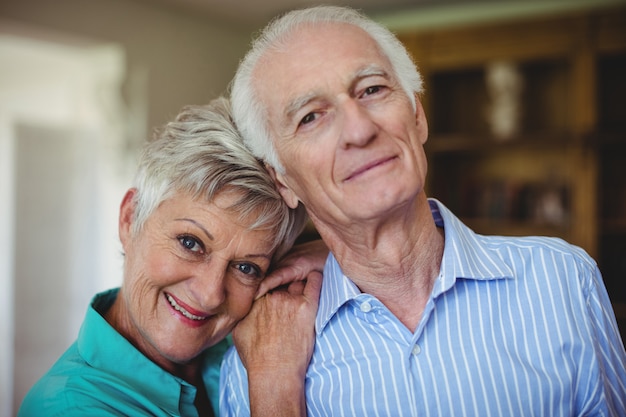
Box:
[230,5,423,173]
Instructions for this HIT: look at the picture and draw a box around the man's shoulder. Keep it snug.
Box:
[434,199,594,265]
[219,345,252,415]
[220,344,245,374]
[472,234,600,296]
[480,233,594,264]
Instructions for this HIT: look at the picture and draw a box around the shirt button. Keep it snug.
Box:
[412,344,421,355]
[360,302,372,313]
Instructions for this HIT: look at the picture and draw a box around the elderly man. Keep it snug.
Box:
[221,5,626,416]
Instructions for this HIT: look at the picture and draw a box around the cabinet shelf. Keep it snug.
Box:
[429,59,570,140]
[426,132,573,154]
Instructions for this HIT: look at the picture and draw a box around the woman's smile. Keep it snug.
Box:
[165,292,210,322]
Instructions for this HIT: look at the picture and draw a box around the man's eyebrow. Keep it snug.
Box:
[351,65,390,89]
[283,65,390,122]
[285,91,319,121]
[355,64,388,79]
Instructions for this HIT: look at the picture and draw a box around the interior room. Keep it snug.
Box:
[1,0,624,415]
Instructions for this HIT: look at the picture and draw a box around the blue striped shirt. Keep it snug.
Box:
[220,199,626,416]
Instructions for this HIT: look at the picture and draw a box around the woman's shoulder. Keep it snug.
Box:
[17,343,167,417]
[16,342,112,416]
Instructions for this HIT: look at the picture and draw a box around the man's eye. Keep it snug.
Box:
[178,235,203,253]
[363,85,382,96]
[236,263,262,277]
[299,112,317,126]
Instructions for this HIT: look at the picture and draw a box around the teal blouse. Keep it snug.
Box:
[18,288,230,417]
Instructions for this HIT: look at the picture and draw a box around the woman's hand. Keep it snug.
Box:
[256,239,328,298]
[234,270,323,417]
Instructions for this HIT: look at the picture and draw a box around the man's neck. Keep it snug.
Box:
[314,197,445,331]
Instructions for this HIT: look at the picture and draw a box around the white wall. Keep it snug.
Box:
[0,2,251,415]
[0,0,253,131]
[0,32,133,417]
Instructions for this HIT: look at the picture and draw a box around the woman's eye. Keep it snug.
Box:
[178,235,203,253]
[236,263,261,278]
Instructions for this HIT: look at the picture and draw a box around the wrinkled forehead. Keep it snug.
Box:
[252,22,392,121]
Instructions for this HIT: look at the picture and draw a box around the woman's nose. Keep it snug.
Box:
[190,261,227,310]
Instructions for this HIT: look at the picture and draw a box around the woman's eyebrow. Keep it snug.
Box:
[175,218,214,241]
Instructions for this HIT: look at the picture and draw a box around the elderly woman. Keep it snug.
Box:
[18,97,324,416]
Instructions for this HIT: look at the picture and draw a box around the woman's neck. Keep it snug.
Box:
[104,294,204,383]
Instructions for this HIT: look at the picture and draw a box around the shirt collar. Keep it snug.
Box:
[316,255,360,333]
[77,289,219,416]
[316,199,514,334]
[433,198,514,295]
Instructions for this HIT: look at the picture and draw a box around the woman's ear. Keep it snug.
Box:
[118,188,137,248]
[266,164,300,209]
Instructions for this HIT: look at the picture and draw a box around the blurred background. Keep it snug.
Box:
[1,0,624,415]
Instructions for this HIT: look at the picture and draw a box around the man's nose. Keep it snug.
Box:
[338,98,378,149]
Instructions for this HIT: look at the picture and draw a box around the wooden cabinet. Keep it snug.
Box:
[398,6,626,330]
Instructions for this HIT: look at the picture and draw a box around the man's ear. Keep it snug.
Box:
[266,164,300,209]
[414,95,429,145]
[119,188,137,249]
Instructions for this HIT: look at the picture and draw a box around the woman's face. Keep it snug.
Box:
[116,188,276,370]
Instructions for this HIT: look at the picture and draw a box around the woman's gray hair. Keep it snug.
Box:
[230,5,423,173]
[131,96,307,260]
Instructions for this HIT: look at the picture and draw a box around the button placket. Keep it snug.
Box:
[411,344,421,356]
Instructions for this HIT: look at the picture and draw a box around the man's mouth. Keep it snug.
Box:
[345,156,396,182]
[165,294,209,321]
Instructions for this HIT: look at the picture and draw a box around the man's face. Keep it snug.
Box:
[255,23,429,227]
